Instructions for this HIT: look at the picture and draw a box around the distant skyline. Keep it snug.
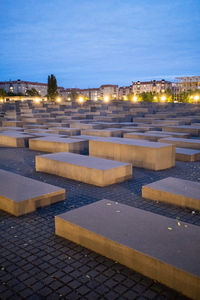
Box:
[0,0,200,88]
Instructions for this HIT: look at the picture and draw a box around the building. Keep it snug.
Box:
[132,80,171,95]
[118,86,132,99]
[99,85,118,100]
[0,79,64,97]
[174,76,200,92]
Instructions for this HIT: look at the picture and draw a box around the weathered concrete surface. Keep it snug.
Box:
[176,148,200,162]
[55,199,200,300]
[29,137,88,153]
[36,152,132,186]
[162,126,200,136]
[0,131,33,147]
[142,177,200,210]
[81,129,123,137]
[0,169,65,216]
[89,137,175,170]
[123,132,171,142]
[159,137,200,150]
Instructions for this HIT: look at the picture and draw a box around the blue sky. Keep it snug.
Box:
[0,0,199,88]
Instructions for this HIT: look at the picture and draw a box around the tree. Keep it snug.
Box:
[47,74,58,100]
[140,92,154,102]
[68,89,79,102]
[0,89,7,98]
[26,88,40,96]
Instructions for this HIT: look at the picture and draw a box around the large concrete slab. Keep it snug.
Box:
[89,137,175,170]
[0,131,33,147]
[142,177,200,210]
[81,129,123,137]
[0,169,65,216]
[159,137,200,150]
[176,148,200,162]
[36,152,132,186]
[123,132,171,142]
[162,126,200,136]
[29,137,88,153]
[55,199,200,300]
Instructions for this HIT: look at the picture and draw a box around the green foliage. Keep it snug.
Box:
[47,74,58,100]
[0,89,7,97]
[69,89,79,101]
[26,88,40,96]
[140,92,154,102]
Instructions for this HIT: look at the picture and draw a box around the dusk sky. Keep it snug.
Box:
[0,0,200,88]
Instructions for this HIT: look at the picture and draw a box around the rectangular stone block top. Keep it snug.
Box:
[176,147,200,161]
[37,152,131,170]
[36,152,132,186]
[142,177,200,210]
[0,169,65,216]
[55,199,200,300]
[89,136,174,149]
[159,137,200,150]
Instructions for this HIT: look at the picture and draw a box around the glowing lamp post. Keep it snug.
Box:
[56,97,61,103]
[78,97,84,104]
[104,96,109,103]
[160,95,166,102]
[35,98,40,103]
[132,96,137,102]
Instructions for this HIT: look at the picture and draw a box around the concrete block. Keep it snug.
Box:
[89,137,175,170]
[55,199,200,300]
[176,148,200,161]
[0,169,65,216]
[142,177,200,210]
[159,137,200,150]
[29,137,88,153]
[0,131,33,147]
[36,152,132,186]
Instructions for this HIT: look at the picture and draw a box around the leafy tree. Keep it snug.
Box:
[140,92,154,102]
[68,89,79,101]
[0,89,7,98]
[26,88,40,96]
[47,74,58,100]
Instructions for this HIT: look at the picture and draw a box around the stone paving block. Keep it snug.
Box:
[142,177,200,210]
[29,137,88,153]
[36,152,132,186]
[55,199,200,300]
[176,147,200,161]
[89,137,175,170]
[0,169,65,216]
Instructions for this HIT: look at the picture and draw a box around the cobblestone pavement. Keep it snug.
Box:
[0,147,199,300]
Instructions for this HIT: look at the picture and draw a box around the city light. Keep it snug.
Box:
[160,95,166,102]
[35,98,40,103]
[0,99,3,103]
[132,96,137,102]
[194,95,199,101]
[94,97,97,101]
[78,97,84,103]
[153,96,157,100]
[67,97,71,101]
[104,96,109,103]
[56,97,61,103]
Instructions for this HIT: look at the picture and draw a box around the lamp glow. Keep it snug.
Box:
[132,96,137,102]
[35,98,40,103]
[78,97,84,103]
[104,96,109,103]
[161,95,166,102]
[56,97,61,103]
[194,95,199,101]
